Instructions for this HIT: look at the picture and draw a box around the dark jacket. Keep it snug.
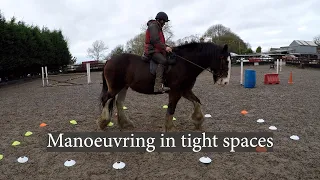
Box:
[144,20,167,57]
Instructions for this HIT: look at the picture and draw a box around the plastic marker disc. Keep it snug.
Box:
[173,117,176,121]
[0,154,3,160]
[199,157,211,164]
[70,120,77,125]
[162,105,168,109]
[123,106,128,110]
[204,114,212,118]
[257,119,265,123]
[241,110,248,115]
[290,135,299,140]
[17,156,28,163]
[64,159,76,167]
[12,141,21,146]
[269,126,277,130]
[113,161,125,169]
[256,146,267,152]
[24,131,33,136]
[40,123,47,127]
[107,122,114,127]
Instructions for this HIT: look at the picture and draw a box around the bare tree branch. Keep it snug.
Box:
[125,33,145,55]
[87,40,108,60]
[176,34,201,45]
[314,35,320,45]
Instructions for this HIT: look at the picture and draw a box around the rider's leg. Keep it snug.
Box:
[151,53,170,92]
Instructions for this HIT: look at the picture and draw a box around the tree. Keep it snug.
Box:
[125,33,145,55]
[314,35,320,45]
[176,34,201,45]
[245,48,253,54]
[0,11,72,79]
[202,24,249,54]
[87,40,108,60]
[203,24,232,38]
[107,45,125,59]
[256,46,262,53]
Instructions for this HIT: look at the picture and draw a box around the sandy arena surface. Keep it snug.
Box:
[0,64,319,180]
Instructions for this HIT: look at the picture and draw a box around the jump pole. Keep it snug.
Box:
[86,63,91,84]
[280,59,282,72]
[240,59,243,85]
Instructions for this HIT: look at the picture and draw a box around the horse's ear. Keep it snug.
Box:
[222,44,228,52]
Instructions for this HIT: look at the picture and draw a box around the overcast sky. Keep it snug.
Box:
[1,0,319,63]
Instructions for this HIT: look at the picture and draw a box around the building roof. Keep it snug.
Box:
[293,40,318,46]
[269,47,294,53]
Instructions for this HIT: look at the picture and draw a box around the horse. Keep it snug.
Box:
[98,42,231,132]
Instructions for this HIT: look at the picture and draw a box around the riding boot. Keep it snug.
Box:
[154,64,170,92]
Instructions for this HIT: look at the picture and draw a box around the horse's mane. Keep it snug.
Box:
[173,41,223,58]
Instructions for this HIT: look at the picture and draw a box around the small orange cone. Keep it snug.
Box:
[241,110,248,115]
[40,123,47,127]
[256,146,267,152]
[288,71,293,84]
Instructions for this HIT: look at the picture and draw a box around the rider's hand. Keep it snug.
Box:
[166,46,172,52]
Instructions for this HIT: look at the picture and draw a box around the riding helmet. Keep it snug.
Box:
[155,12,169,22]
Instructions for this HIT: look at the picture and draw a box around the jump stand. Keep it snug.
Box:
[240,60,244,85]
[264,74,280,84]
[41,66,49,87]
[41,63,91,87]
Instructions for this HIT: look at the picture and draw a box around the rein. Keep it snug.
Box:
[172,53,223,75]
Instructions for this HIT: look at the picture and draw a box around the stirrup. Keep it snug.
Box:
[160,84,170,92]
[154,84,170,92]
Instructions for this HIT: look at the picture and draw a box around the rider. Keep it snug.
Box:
[144,11,172,93]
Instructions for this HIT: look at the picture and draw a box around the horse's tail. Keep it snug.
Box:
[100,62,109,107]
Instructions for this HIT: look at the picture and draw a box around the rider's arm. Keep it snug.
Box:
[148,23,166,52]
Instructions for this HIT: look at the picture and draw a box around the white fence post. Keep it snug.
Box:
[240,60,243,85]
[86,63,91,84]
[41,67,45,87]
[276,59,279,74]
[45,66,49,85]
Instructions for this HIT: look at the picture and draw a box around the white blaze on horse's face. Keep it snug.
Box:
[216,56,231,86]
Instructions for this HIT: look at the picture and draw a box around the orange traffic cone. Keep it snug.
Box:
[288,71,293,84]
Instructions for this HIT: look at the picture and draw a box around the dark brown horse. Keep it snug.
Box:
[98,42,231,132]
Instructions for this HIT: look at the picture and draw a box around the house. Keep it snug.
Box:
[288,40,318,54]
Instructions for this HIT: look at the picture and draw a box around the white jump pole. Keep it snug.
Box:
[41,67,45,87]
[276,59,279,74]
[86,63,91,84]
[45,66,49,85]
[280,59,282,72]
[240,60,243,85]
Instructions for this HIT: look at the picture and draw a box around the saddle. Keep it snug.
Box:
[141,53,177,76]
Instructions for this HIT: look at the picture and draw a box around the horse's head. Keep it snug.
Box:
[210,44,231,86]
[172,42,231,86]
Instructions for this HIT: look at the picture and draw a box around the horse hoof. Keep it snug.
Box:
[123,124,134,130]
[97,117,108,131]
[165,125,176,132]
[120,121,134,130]
[193,123,202,131]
